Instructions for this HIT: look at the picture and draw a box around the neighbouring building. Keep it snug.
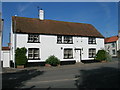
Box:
[105,36,119,57]
[10,9,104,66]
[0,18,4,67]
[1,46,10,67]
[118,30,120,50]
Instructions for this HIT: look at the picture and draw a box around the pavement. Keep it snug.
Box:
[1,60,120,89]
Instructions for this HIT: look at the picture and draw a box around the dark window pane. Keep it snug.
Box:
[28,34,39,43]
[28,48,39,59]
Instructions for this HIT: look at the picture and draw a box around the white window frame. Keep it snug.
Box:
[64,48,73,59]
[89,48,96,58]
[28,48,40,60]
[28,34,39,43]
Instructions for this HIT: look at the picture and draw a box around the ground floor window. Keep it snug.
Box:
[64,48,73,59]
[28,48,39,60]
[112,49,116,55]
[89,48,96,58]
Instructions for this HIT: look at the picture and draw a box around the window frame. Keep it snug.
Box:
[112,49,116,55]
[28,34,40,43]
[28,48,40,60]
[64,36,73,44]
[57,35,62,44]
[111,42,115,48]
[64,48,73,59]
[89,48,96,58]
[88,37,96,44]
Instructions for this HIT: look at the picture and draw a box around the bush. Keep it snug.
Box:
[117,49,120,58]
[95,50,112,62]
[15,47,27,66]
[46,55,60,66]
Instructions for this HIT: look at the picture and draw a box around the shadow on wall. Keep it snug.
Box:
[2,69,44,89]
[75,67,119,89]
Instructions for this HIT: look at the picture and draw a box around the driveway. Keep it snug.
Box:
[2,61,119,89]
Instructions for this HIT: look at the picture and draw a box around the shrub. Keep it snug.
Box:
[15,47,27,66]
[46,55,60,66]
[95,50,112,62]
[117,49,120,58]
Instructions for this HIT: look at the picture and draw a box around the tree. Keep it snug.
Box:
[15,47,27,66]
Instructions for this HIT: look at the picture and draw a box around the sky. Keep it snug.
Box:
[2,2,118,46]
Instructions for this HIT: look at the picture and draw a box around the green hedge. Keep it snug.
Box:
[95,50,112,62]
[46,55,60,66]
[15,47,27,66]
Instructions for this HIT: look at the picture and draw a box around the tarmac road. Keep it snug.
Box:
[2,60,119,89]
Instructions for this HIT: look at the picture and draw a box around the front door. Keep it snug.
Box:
[75,49,81,62]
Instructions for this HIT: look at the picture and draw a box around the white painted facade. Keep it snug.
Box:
[10,32,104,63]
[105,40,118,57]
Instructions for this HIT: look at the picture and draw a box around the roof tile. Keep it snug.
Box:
[12,16,104,38]
[105,36,118,43]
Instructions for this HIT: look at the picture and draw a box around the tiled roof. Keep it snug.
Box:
[12,16,104,38]
[105,36,118,43]
[2,47,10,50]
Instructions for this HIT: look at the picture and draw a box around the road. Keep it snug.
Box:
[2,60,119,89]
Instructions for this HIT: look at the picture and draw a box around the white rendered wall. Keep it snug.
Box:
[1,50,10,67]
[11,33,104,62]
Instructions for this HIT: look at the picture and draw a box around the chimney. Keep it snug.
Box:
[39,9,44,20]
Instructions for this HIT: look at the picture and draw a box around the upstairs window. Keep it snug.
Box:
[28,34,39,43]
[57,35,73,44]
[28,48,40,60]
[64,36,73,44]
[112,42,115,47]
[88,37,96,44]
[89,48,96,58]
[57,36,62,44]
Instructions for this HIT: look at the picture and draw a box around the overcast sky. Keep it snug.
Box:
[2,2,118,46]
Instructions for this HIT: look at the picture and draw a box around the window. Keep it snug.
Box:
[64,36,73,44]
[28,48,39,59]
[57,36,62,43]
[112,42,115,47]
[89,48,96,58]
[88,37,96,44]
[28,34,39,43]
[64,48,73,59]
[112,49,116,55]
[57,35,73,44]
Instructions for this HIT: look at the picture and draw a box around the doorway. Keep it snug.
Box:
[75,49,81,62]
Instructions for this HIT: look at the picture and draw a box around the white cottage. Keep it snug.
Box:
[105,36,119,57]
[10,9,104,66]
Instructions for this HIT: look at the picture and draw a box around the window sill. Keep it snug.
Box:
[63,58,74,59]
[28,58,40,60]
